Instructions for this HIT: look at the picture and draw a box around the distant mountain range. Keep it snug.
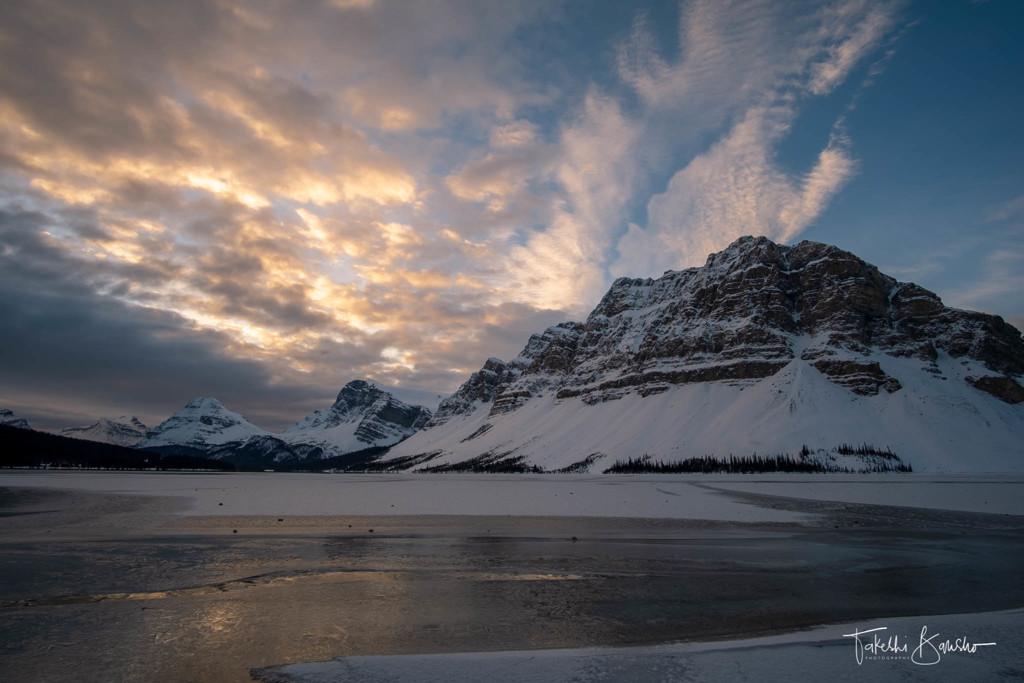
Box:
[135,380,432,468]
[4,381,433,470]
[5,237,1023,473]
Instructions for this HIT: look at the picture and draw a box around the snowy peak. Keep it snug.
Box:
[282,380,432,455]
[60,415,148,447]
[331,380,398,424]
[183,397,229,412]
[0,408,31,430]
[134,383,433,465]
[139,397,267,449]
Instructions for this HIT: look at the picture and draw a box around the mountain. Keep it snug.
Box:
[281,380,431,456]
[60,416,148,447]
[381,236,1024,474]
[0,424,232,471]
[137,397,313,468]
[139,397,267,450]
[137,382,431,468]
[0,409,30,430]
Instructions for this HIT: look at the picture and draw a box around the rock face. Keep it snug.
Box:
[0,409,30,430]
[385,236,1024,473]
[60,416,148,447]
[428,323,584,426]
[282,380,431,456]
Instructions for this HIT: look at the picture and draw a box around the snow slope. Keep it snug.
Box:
[385,349,1024,473]
[59,416,148,447]
[137,397,267,449]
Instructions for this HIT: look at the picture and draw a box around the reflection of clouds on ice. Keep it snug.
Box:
[254,608,1024,683]
[197,603,243,637]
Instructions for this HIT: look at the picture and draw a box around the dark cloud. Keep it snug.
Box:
[0,282,307,430]
[0,205,369,429]
[0,201,575,430]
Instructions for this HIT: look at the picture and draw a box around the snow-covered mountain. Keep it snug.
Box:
[139,397,266,450]
[137,383,431,466]
[60,416,148,447]
[381,236,1024,473]
[137,397,312,466]
[0,408,31,430]
[281,380,431,456]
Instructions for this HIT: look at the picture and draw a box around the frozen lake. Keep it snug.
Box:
[1,472,1022,681]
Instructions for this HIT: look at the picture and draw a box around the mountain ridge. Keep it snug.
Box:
[136,380,431,467]
[382,236,1024,473]
[59,416,148,447]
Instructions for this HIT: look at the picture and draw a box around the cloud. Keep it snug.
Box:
[0,0,574,419]
[445,137,556,212]
[947,248,1024,309]
[0,202,574,429]
[609,0,901,275]
[499,90,640,312]
[615,107,857,274]
[490,120,540,149]
[0,0,912,428]
[987,194,1024,223]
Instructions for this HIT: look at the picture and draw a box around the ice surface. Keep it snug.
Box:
[253,608,1024,683]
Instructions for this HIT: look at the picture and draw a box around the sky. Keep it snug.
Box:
[1,0,1022,432]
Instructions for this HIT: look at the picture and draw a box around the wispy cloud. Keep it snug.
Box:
[610,0,903,275]
[615,104,858,276]
[987,194,1024,223]
[947,248,1024,309]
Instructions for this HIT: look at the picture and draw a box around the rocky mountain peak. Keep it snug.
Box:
[333,379,388,411]
[565,235,1024,401]
[282,380,432,454]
